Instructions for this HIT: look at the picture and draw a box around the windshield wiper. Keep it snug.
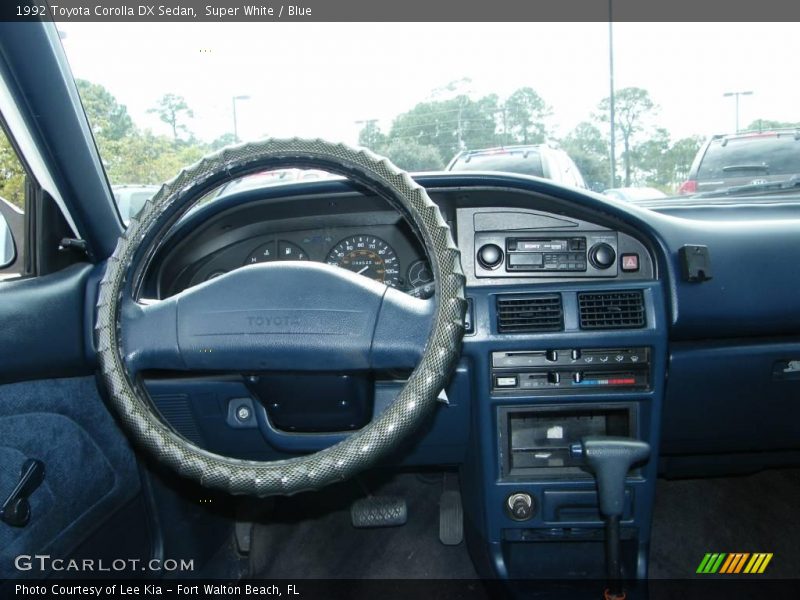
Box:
[693,175,800,198]
[721,164,769,173]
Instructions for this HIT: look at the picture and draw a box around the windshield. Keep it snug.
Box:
[56,22,800,214]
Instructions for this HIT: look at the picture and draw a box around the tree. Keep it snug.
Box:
[429,77,474,101]
[74,81,208,185]
[0,132,26,208]
[102,130,207,184]
[76,79,134,142]
[629,127,671,187]
[379,139,444,171]
[384,87,554,166]
[148,93,194,140]
[468,93,503,149]
[612,130,704,192]
[560,122,610,192]
[597,87,657,186]
[210,133,237,151]
[357,120,387,150]
[388,94,500,163]
[666,135,704,186]
[744,119,800,132]
[504,87,550,144]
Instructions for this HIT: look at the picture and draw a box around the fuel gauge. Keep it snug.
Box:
[245,240,308,265]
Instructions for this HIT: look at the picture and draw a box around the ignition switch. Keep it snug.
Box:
[506,492,535,521]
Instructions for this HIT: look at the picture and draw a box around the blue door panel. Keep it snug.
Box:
[0,377,139,577]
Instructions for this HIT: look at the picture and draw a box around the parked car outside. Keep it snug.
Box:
[112,184,160,224]
[679,129,800,194]
[604,187,667,202]
[213,168,338,198]
[446,144,587,188]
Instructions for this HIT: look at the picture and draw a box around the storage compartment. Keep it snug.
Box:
[501,536,639,580]
[249,373,374,433]
[542,489,634,523]
[500,404,635,478]
[663,341,800,457]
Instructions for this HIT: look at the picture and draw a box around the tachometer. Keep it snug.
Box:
[325,235,401,287]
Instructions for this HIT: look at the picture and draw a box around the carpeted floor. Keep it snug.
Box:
[649,468,800,578]
[246,467,800,581]
[248,471,480,580]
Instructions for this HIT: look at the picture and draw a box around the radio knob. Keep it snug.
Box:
[477,243,504,269]
[589,243,616,269]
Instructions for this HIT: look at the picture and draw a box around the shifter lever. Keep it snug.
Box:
[571,437,650,600]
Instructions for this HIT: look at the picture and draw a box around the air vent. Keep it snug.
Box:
[578,290,645,330]
[497,294,563,333]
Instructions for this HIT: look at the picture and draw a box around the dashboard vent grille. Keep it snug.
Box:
[496,294,563,333]
[578,290,645,330]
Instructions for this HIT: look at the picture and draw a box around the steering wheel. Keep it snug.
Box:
[95,139,466,496]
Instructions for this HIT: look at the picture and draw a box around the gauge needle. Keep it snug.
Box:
[356,266,369,275]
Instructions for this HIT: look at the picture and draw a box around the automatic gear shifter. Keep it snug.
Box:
[570,436,650,600]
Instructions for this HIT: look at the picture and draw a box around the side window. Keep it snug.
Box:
[0,125,26,278]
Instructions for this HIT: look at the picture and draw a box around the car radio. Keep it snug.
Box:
[491,347,650,393]
[506,237,588,272]
[474,232,619,278]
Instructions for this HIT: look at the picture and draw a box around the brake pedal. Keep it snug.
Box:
[351,496,407,528]
[439,489,464,545]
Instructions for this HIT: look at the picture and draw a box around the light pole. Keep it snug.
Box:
[723,90,753,133]
[608,0,617,189]
[232,95,250,142]
[355,119,379,147]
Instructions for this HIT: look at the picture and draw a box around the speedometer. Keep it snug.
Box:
[325,235,401,287]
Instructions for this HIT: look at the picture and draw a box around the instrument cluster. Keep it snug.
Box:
[166,224,434,299]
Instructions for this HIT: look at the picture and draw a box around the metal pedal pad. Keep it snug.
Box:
[350,496,407,528]
[439,489,464,545]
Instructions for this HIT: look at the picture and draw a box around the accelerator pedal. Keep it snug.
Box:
[351,496,407,528]
[439,490,463,545]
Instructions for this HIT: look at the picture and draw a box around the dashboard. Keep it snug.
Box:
[140,174,800,482]
[150,183,655,302]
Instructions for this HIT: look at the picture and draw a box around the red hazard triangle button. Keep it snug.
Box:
[621,254,639,272]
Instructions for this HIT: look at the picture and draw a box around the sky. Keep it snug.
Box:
[58,22,799,149]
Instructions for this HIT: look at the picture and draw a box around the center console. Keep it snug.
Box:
[456,203,667,588]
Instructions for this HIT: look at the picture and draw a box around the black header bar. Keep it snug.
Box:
[3,0,800,22]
